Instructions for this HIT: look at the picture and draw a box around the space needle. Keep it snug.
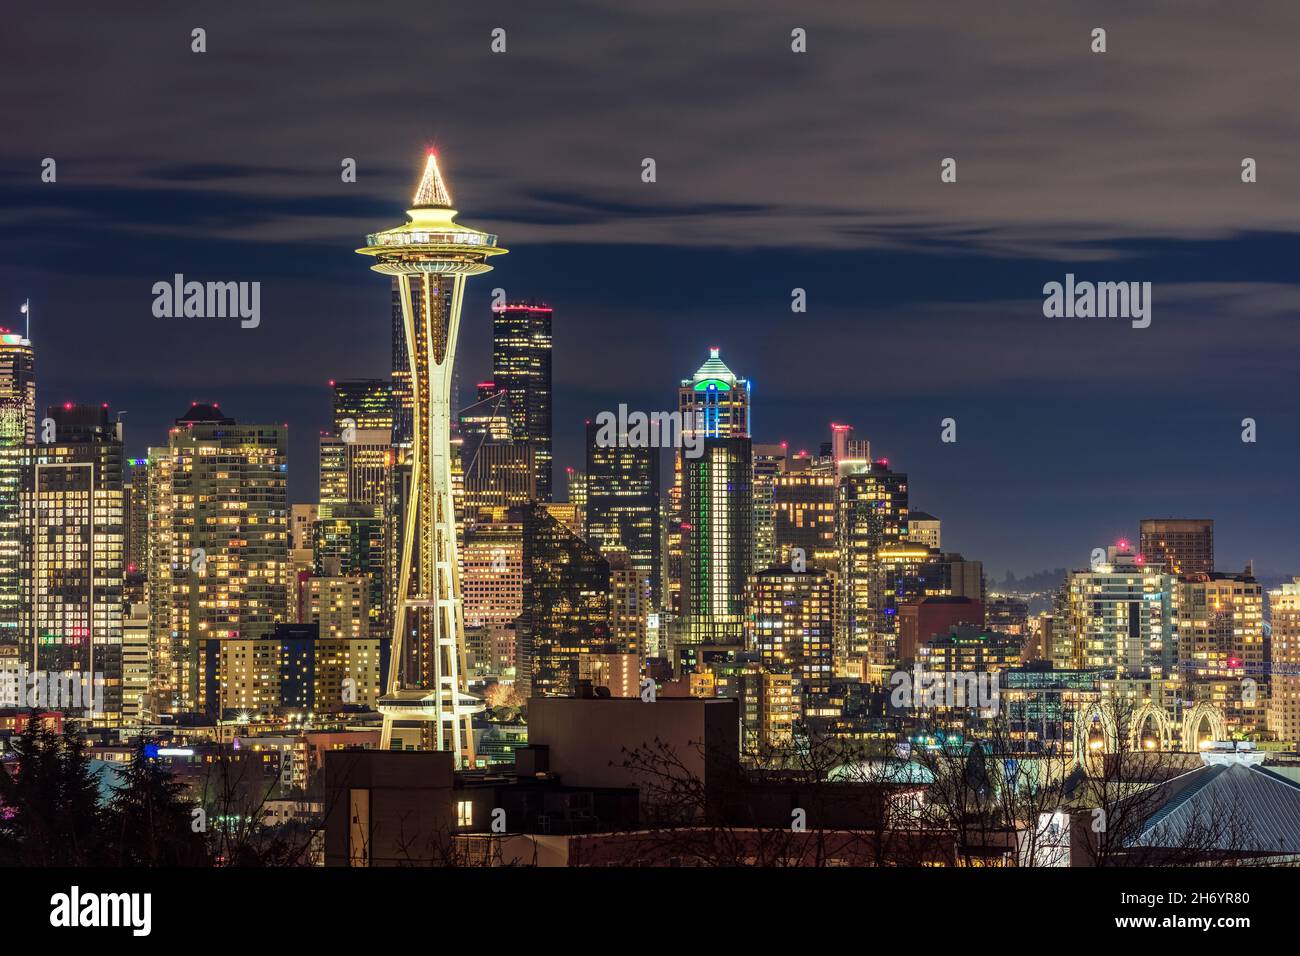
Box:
[357,150,507,764]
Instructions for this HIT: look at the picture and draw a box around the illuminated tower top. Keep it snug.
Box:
[412,150,453,208]
[356,149,507,277]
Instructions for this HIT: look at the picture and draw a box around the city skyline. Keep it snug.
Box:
[7,1,1300,577]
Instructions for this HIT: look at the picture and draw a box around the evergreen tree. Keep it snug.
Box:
[0,719,104,865]
[105,741,210,866]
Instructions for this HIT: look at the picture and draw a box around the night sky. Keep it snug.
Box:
[5,1,1300,578]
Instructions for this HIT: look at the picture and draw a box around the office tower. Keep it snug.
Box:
[585,420,661,605]
[565,466,587,511]
[907,511,941,550]
[1139,518,1213,577]
[1268,579,1300,743]
[332,378,393,433]
[314,503,386,643]
[319,428,392,507]
[678,347,751,439]
[1178,569,1266,733]
[356,151,506,760]
[772,469,837,568]
[1063,543,1177,678]
[459,382,512,444]
[681,436,752,648]
[746,566,835,706]
[20,404,125,726]
[0,330,34,649]
[751,443,786,572]
[517,503,610,698]
[836,459,909,673]
[492,303,552,501]
[461,440,535,515]
[542,502,584,539]
[461,515,525,630]
[123,457,149,575]
[121,602,150,728]
[606,546,651,656]
[149,403,289,715]
[668,348,751,616]
[307,576,369,640]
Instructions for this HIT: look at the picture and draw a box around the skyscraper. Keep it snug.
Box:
[772,469,837,568]
[148,403,289,714]
[668,347,750,616]
[1063,543,1177,678]
[1178,569,1265,734]
[1268,579,1300,743]
[492,303,552,501]
[517,502,610,698]
[836,459,909,674]
[1139,518,1213,577]
[681,436,753,649]
[746,566,835,708]
[356,150,506,762]
[332,378,394,433]
[585,419,661,605]
[21,404,125,725]
[0,330,35,648]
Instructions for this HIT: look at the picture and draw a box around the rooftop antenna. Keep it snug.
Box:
[20,299,29,340]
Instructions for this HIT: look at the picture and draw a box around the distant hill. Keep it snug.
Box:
[996,568,1067,594]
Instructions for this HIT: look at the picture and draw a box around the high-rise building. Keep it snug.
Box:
[461,440,535,515]
[332,378,394,434]
[906,511,941,550]
[148,403,289,715]
[0,330,34,649]
[1063,543,1177,678]
[319,428,392,507]
[314,503,386,646]
[307,576,369,641]
[751,443,786,572]
[517,503,610,698]
[123,457,149,575]
[458,382,513,444]
[1268,579,1300,743]
[1178,569,1266,733]
[606,546,651,657]
[357,151,506,761]
[746,567,835,707]
[681,436,752,648]
[585,420,661,606]
[1139,518,1213,578]
[492,303,552,501]
[121,602,150,729]
[836,459,909,672]
[21,404,125,726]
[772,469,837,568]
[461,516,525,631]
[668,348,751,617]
